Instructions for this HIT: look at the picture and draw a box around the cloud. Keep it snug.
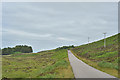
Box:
[2,2,118,52]
[3,28,53,38]
[57,37,75,42]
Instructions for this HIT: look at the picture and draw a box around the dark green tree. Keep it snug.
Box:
[2,45,33,55]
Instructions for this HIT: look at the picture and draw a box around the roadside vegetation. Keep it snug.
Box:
[2,49,74,78]
[71,33,119,78]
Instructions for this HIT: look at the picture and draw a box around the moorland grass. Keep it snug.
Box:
[2,49,74,78]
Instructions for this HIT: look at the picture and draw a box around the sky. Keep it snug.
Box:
[1,0,119,2]
[2,2,118,52]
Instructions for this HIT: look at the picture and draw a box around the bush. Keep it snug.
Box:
[56,45,74,50]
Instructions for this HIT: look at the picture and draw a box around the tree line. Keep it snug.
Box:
[2,45,33,55]
[56,45,75,50]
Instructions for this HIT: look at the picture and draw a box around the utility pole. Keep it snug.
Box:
[103,33,106,48]
[88,37,90,45]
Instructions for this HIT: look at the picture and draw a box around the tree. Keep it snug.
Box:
[2,45,33,55]
[56,45,75,50]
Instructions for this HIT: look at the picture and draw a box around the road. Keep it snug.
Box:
[68,50,117,78]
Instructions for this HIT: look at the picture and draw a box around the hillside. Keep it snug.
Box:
[2,33,119,78]
[71,33,119,77]
[2,49,74,78]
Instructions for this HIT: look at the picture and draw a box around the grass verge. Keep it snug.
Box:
[71,50,118,78]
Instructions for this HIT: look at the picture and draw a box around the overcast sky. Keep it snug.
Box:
[2,2,118,52]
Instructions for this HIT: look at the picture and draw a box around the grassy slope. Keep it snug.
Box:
[71,34,119,78]
[2,49,74,78]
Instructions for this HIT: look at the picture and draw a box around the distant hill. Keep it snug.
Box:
[71,33,119,77]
